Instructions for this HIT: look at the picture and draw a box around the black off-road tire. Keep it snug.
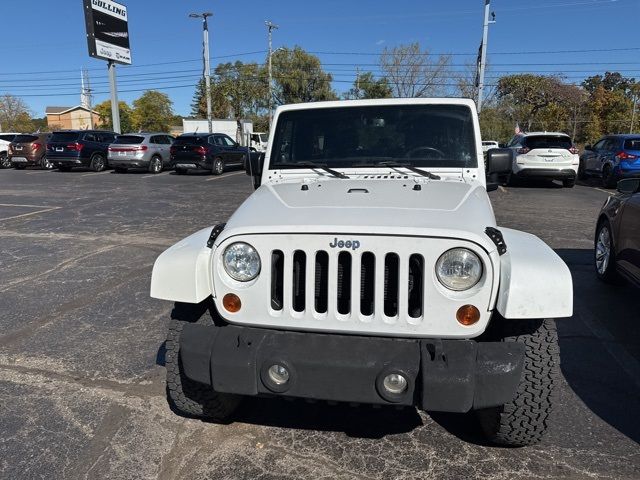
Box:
[165,300,241,420]
[476,317,560,447]
[0,152,10,168]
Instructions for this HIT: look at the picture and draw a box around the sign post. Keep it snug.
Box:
[83,0,131,133]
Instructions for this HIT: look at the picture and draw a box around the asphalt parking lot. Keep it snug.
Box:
[1,168,639,480]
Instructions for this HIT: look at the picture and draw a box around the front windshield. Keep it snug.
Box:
[259,134,268,143]
[270,104,477,169]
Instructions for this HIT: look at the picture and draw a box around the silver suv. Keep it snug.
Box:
[107,133,174,173]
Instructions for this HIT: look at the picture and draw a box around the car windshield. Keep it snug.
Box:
[114,135,144,145]
[12,135,38,143]
[259,134,267,142]
[524,135,572,149]
[270,104,477,169]
[174,136,205,145]
[50,132,80,142]
[623,138,640,150]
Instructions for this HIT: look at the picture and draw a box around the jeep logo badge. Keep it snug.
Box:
[329,238,360,250]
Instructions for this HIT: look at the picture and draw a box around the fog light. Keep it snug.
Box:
[222,293,241,312]
[383,373,408,394]
[267,364,290,385]
[456,305,480,326]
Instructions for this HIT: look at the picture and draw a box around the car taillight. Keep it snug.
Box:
[135,145,148,151]
[193,146,206,155]
[32,142,42,151]
[616,151,638,160]
[569,146,579,154]
[517,147,530,154]
[66,142,84,151]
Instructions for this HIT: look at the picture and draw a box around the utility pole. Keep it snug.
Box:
[476,0,495,114]
[266,20,279,126]
[108,61,121,133]
[190,12,213,133]
[630,88,638,133]
[81,68,94,129]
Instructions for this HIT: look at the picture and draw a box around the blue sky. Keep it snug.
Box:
[1,0,639,118]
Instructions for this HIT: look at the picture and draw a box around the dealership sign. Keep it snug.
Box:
[83,0,131,65]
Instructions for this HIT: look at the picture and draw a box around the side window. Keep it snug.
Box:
[213,136,224,146]
[606,138,620,151]
[208,136,217,145]
[222,135,236,147]
[149,136,159,144]
[100,133,115,144]
[165,136,175,144]
[593,139,606,150]
[83,133,96,142]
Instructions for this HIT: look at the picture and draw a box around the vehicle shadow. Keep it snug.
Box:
[507,178,564,189]
[555,248,640,444]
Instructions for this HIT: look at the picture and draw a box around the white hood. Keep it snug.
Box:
[221,178,496,245]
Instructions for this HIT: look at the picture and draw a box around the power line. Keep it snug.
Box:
[308,46,640,57]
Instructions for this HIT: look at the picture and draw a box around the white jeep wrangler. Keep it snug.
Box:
[151,98,572,446]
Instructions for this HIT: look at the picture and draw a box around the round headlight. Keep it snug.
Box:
[435,248,483,291]
[223,242,261,282]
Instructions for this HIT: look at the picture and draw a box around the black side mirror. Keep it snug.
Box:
[245,152,265,189]
[486,148,513,175]
[617,178,640,194]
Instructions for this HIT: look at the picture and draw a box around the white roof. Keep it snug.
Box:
[520,131,570,137]
[275,97,477,113]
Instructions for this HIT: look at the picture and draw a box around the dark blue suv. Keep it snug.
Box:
[579,134,640,187]
[47,130,117,172]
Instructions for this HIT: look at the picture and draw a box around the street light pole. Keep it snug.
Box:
[265,20,279,127]
[476,0,495,114]
[190,12,213,133]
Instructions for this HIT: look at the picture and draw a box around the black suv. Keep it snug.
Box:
[47,130,117,172]
[170,133,247,175]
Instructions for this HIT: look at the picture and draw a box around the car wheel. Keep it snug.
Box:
[577,159,587,180]
[602,164,616,189]
[595,219,622,284]
[114,167,128,173]
[90,153,107,172]
[58,165,72,172]
[165,300,241,420]
[40,155,54,170]
[175,168,187,175]
[0,152,10,168]
[476,316,559,447]
[562,178,575,188]
[212,157,224,175]
[148,156,163,174]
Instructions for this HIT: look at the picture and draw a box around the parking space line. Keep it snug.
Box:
[594,188,614,196]
[205,172,244,182]
[0,206,61,222]
[25,170,54,175]
[80,171,113,177]
[0,202,57,208]
[140,171,171,179]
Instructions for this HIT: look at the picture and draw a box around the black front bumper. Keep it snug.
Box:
[515,168,576,180]
[180,324,525,413]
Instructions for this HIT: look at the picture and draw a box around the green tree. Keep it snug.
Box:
[344,72,392,99]
[272,47,337,105]
[131,91,174,132]
[95,100,133,132]
[582,72,636,139]
[0,94,34,132]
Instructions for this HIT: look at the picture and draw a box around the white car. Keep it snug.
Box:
[250,132,268,152]
[150,98,573,447]
[0,132,20,168]
[482,140,499,153]
[506,132,580,187]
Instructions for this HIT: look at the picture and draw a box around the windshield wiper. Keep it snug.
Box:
[276,161,349,179]
[359,161,440,180]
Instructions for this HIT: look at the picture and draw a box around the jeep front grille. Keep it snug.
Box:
[214,234,495,338]
[271,249,425,318]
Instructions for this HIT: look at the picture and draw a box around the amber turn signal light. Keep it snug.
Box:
[222,293,242,313]
[456,305,480,326]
